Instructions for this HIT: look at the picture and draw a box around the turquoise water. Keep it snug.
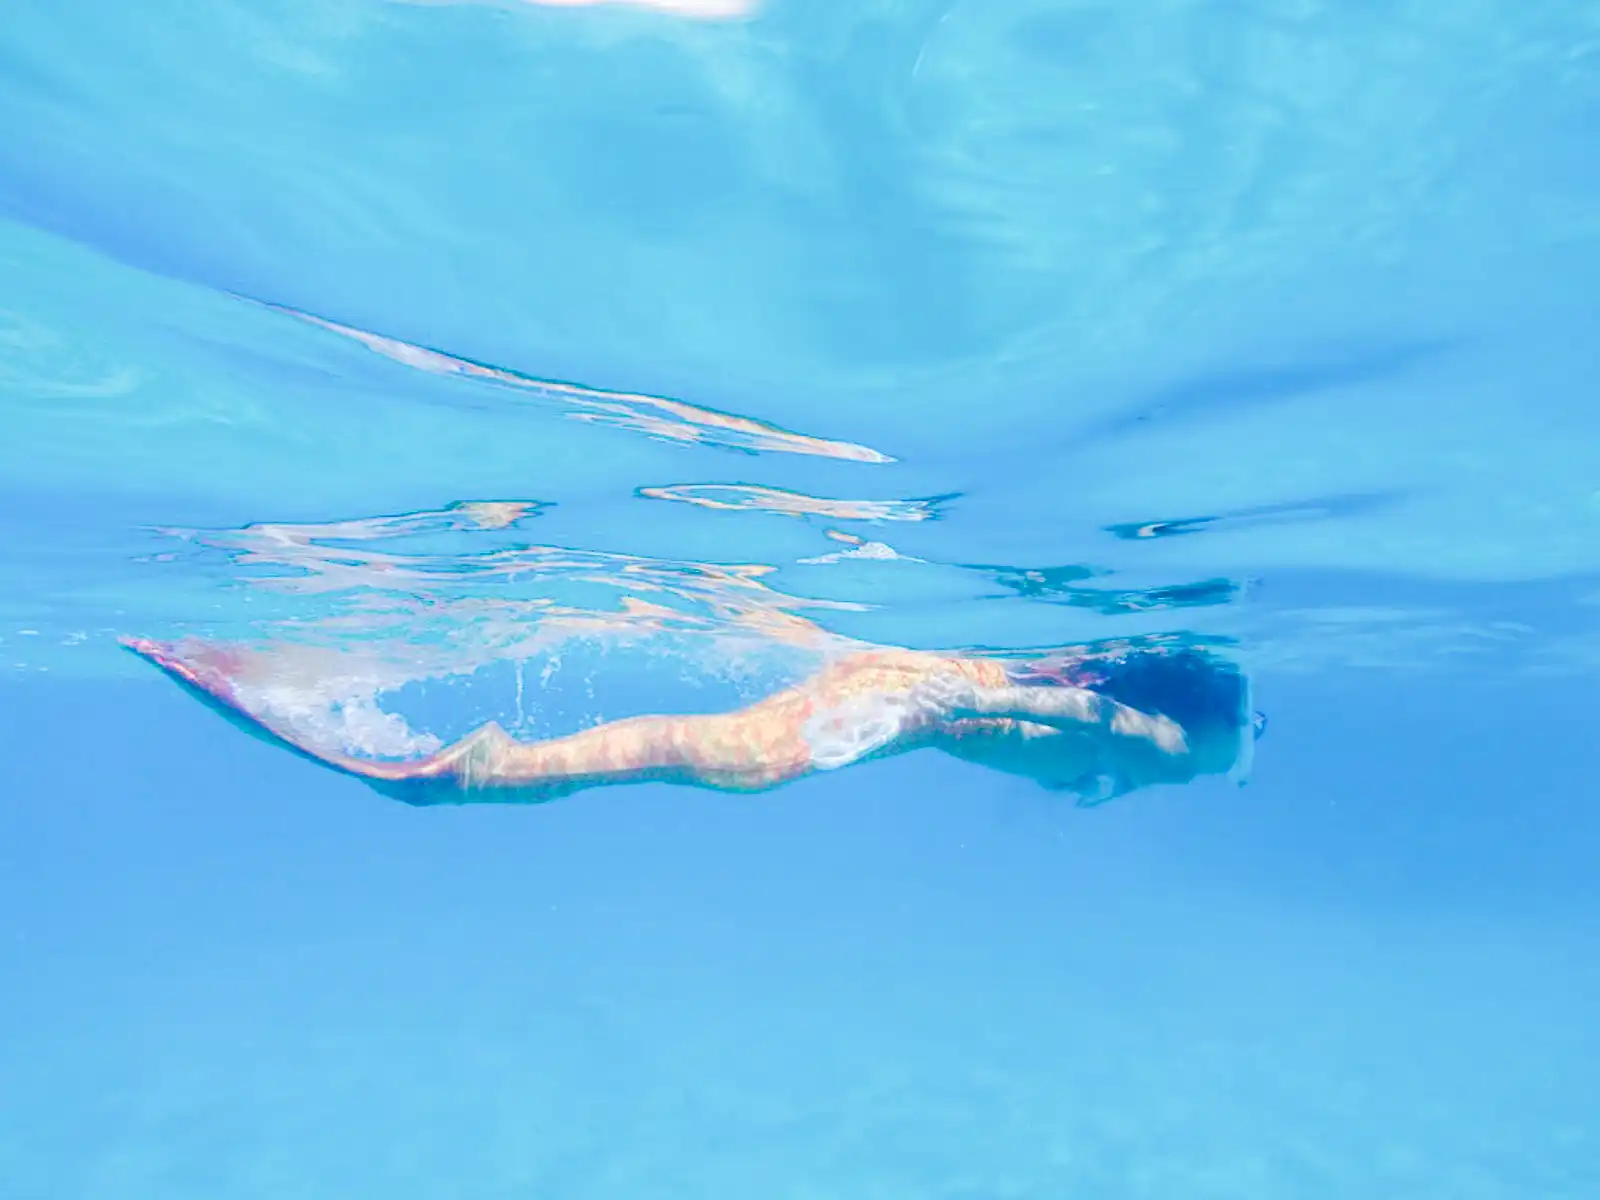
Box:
[4,1,1600,1195]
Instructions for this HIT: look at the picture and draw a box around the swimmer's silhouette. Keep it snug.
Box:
[123,637,1256,806]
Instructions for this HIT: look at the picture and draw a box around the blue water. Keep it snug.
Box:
[4,2,1600,1195]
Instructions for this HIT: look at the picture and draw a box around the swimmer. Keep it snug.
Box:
[123,637,1259,806]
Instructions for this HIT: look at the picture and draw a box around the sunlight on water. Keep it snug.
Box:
[3,0,1599,1196]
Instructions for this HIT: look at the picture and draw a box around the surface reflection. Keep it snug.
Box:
[972,563,1242,616]
[395,0,757,16]
[638,483,950,522]
[273,304,892,462]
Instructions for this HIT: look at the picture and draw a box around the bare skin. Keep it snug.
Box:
[123,638,1245,806]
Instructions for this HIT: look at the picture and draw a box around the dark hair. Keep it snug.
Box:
[1089,648,1246,736]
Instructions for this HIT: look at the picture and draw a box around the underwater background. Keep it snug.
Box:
[3,1,1599,1195]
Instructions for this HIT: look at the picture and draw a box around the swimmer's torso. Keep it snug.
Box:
[679,650,1013,786]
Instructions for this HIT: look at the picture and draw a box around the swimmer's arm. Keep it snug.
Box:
[934,682,1204,788]
[934,681,1189,757]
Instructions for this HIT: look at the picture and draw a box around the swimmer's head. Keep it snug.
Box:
[1087,647,1255,777]
[1091,648,1242,728]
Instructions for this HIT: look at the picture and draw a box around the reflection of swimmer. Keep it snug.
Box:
[124,638,1259,807]
[524,0,756,15]
[395,0,755,19]
[447,500,538,531]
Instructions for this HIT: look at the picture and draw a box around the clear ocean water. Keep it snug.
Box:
[3,2,1598,1196]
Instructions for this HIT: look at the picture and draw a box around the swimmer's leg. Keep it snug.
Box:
[122,636,477,789]
[124,637,813,800]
